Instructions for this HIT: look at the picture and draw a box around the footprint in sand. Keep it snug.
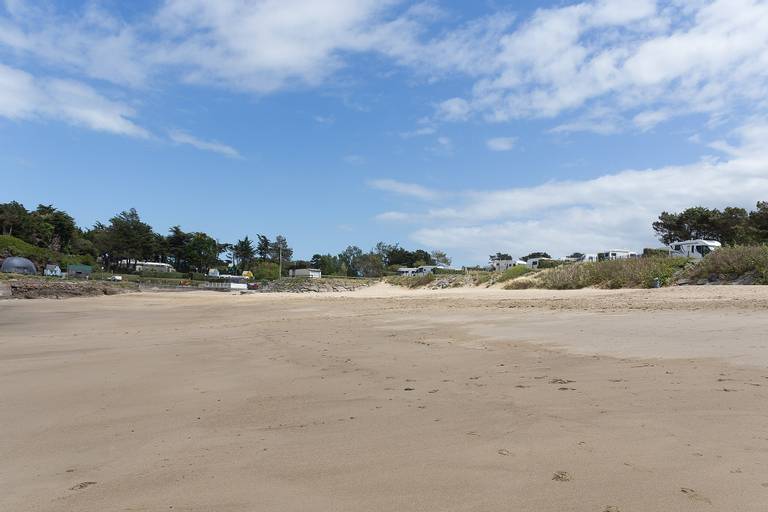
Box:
[69,481,97,491]
[497,448,512,456]
[550,378,574,384]
[552,471,572,482]
[603,507,621,512]
[680,487,712,504]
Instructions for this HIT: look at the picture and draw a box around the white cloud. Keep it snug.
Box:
[399,126,436,138]
[441,0,768,131]
[632,109,671,131]
[0,63,148,137]
[436,97,471,121]
[369,179,440,201]
[375,120,768,261]
[0,3,147,87]
[486,136,516,151]
[169,130,241,158]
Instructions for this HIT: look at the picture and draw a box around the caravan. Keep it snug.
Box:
[668,240,721,260]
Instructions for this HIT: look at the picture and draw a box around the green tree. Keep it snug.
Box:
[167,226,193,271]
[0,201,30,237]
[185,232,224,272]
[108,208,155,269]
[256,234,271,261]
[311,253,341,275]
[338,245,363,276]
[32,204,77,252]
[521,252,551,261]
[431,250,452,266]
[232,236,256,272]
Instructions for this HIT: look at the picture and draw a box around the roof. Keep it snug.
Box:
[1,256,37,274]
[68,264,92,271]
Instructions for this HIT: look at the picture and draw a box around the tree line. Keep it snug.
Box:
[0,201,451,278]
[653,201,768,245]
[0,202,294,277]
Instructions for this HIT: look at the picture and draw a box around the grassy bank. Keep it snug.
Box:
[0,235,94,268]
[533,257,689,289]
[385,273,436,288]
[683,245,768,284]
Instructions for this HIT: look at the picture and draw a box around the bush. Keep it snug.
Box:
[496,265,531,283]
[385,273,436,288]
[433,268,464,275]
[536,259,563,269]
[538,257,689,289]
[684,245,768,283]
[250,261,280,280]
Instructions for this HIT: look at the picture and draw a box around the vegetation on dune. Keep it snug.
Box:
[683,245,768,284]
[536,257,690,289]
[496,265,531,283]
[385,273,436,288]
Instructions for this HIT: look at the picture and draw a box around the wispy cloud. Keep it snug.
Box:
[169,130,241,158]
[369,179,440,201]
[486,136,516,151]
[0,63,148,137]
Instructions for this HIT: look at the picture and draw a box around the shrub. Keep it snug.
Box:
[538,257,689,289]
[433,268,464,275]
[250,261,280,280]
[684,245,768,283]
[385,273,436,288]
[472,271,493,285]
[496,265,531,283]
[536,259,563,269]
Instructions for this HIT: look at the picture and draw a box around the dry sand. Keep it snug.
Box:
[2,284,768,511]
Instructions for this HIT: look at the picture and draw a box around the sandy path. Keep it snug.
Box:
[2,286,768,511]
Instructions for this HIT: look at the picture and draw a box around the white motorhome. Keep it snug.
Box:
[668,239,721,259]
[597,250,638,261]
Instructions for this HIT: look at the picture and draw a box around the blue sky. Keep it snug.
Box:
[2,0,768,264]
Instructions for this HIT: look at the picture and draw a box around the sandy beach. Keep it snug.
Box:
[2,284,768,511]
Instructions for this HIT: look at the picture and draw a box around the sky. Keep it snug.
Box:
[2,0,768,265]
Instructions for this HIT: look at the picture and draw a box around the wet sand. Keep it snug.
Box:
[2,285,768,511]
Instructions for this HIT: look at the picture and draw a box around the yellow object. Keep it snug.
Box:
[242,271,254,279]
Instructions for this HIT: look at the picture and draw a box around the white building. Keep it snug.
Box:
[121,260,176,273]
[668,240,721,259]
[289,268,322,278]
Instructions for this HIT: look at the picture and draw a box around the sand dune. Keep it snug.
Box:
[2,285,768,511]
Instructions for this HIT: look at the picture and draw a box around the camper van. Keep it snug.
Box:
[597,250,638,261]
[668,239,721,260]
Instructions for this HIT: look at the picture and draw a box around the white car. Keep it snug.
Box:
[108,275,123,281]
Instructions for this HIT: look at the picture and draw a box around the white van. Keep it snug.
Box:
[668,239,721,259]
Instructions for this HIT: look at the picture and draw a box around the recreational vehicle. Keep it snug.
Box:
[597,250,638,261]
[668,240,721,260]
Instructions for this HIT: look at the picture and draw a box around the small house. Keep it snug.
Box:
[289,268,321,278]
[67,264,92,279]
[44,264,62,277]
